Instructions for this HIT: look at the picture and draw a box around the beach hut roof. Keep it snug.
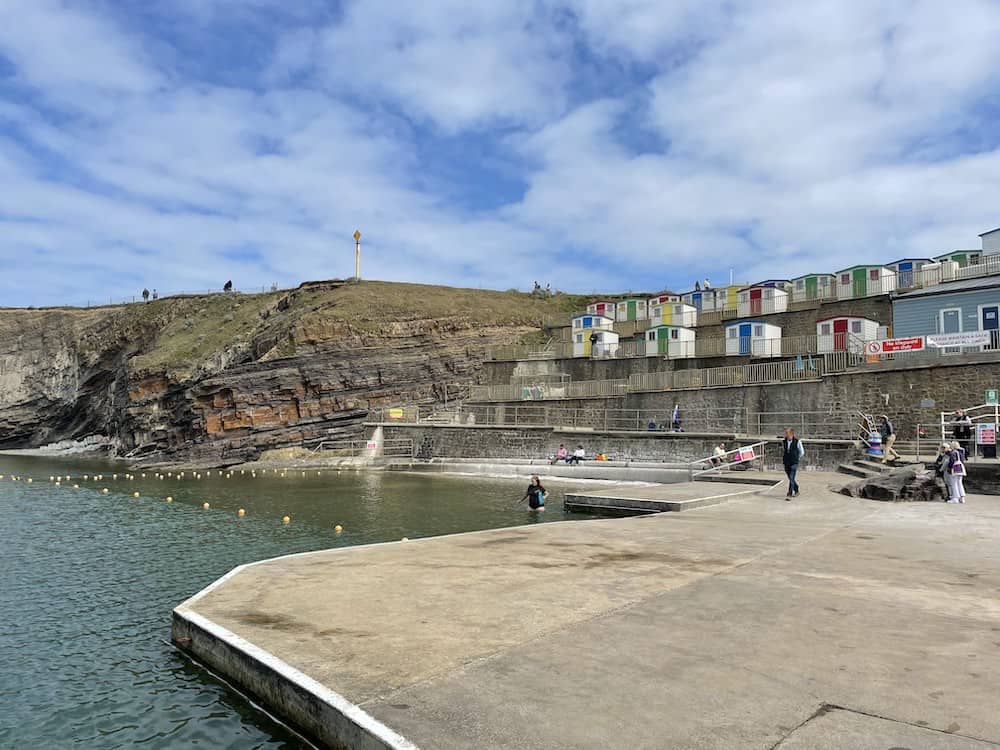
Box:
[791,272,836,280]
[816,314,876,323]
[834,264,892,273]
[885,257,934,266]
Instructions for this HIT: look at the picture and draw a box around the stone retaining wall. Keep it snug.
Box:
[378,424,857,471]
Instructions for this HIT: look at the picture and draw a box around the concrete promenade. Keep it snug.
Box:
[174,474,1000,749]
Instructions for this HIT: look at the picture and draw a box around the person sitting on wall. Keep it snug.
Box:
[550,444,569,465]
[647,419,658,431]
[710,442,727,467]
[567,445,586,465]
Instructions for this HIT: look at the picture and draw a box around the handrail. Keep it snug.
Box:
[688,440,767,478]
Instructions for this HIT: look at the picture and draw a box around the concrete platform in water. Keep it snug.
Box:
[172,474,1000,749]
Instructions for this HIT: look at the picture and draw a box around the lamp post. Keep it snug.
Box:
[353,229,362,280]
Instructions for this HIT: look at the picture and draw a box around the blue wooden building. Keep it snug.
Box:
[892,276,1000,351]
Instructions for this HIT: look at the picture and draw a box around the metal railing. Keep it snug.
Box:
[754,411,856,439]
[310,438,415,458]
[448,404,750,433]
[835,277,897,300]
[689,441,767,478]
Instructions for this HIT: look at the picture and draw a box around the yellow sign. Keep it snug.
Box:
[388,408,403,420]
[353,229,362,241]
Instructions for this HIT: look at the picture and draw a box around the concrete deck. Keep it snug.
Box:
[563,479,774,513]
[174,473,1000,749]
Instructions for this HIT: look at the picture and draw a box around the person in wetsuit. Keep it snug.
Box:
[523,475,547,511]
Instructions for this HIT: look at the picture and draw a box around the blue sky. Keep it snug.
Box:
[1,0,999,307]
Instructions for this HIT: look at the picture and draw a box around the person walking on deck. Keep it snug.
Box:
[879,415,900,463]
[782,427,804,500]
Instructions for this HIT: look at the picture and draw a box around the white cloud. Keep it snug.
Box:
[0,0,160,94]
[0,0,998,307]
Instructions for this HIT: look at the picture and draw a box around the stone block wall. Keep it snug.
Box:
[378,424,857,470]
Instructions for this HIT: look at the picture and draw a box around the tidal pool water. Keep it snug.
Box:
[0,455,593,748]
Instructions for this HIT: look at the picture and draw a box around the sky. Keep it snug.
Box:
[1,0,999,307]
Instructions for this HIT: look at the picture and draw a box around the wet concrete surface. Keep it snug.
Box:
[179,474,1000,749]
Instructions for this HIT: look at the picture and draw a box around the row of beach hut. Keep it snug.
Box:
[571,314,883,359]
[585,255,980,325]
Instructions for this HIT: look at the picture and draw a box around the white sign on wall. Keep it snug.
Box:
[925,330,991,348]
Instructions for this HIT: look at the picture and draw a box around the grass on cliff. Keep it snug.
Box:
[126,281,591,376]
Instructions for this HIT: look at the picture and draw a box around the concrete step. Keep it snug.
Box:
[838,463,880,478]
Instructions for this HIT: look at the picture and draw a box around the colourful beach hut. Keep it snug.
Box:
[791,273,836,303]
[615,297,649,323]
[835,265,897,299]
[585,300,616,317]
[725,320,782,357]
[571,314,614,357]
[644,325,696,358]
[816,316,879,353]
[737,282,789,317]
[886,258,934,290]
[704,283,745,313]
[934,250,983,268]
[681,289,708,311]
[649,297,697,327]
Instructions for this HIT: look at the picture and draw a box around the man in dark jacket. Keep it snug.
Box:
[782,427,804,500]
[952,410,973,456]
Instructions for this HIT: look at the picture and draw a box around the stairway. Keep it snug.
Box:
[836,456,915,479]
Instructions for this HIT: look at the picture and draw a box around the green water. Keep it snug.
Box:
[0,455,591,748]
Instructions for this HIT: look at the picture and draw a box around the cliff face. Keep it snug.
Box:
[0,281,577,465]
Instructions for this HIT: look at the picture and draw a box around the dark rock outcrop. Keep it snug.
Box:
[838,465,945,502]
[0,281,579,465]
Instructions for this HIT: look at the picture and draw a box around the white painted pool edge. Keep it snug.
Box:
[175,608,419,750]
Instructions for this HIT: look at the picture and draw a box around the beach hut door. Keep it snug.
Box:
[738,323,752,355]
[657,327,670,355]
[852,268,867,297]
[898,261,913,288]
[805,277,817,299]
[749,288,762,315]
[627,300,637,320]
[833,319,848,351]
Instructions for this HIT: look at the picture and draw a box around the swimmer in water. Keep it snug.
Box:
[522,475,547,512]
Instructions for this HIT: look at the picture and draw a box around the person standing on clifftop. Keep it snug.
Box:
[782,427,804,500]
[671,404,682,432]
[142,288,150,303]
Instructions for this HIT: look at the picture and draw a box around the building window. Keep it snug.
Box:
[851,320,862,333]
[754,325,763,336]
[648,331,655,341]
[576,334,583,343]
[728,328,737,338]
[841,273,850,284]
[796,279,804,289]
[819,277,829,286]
[869,269,879,280]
